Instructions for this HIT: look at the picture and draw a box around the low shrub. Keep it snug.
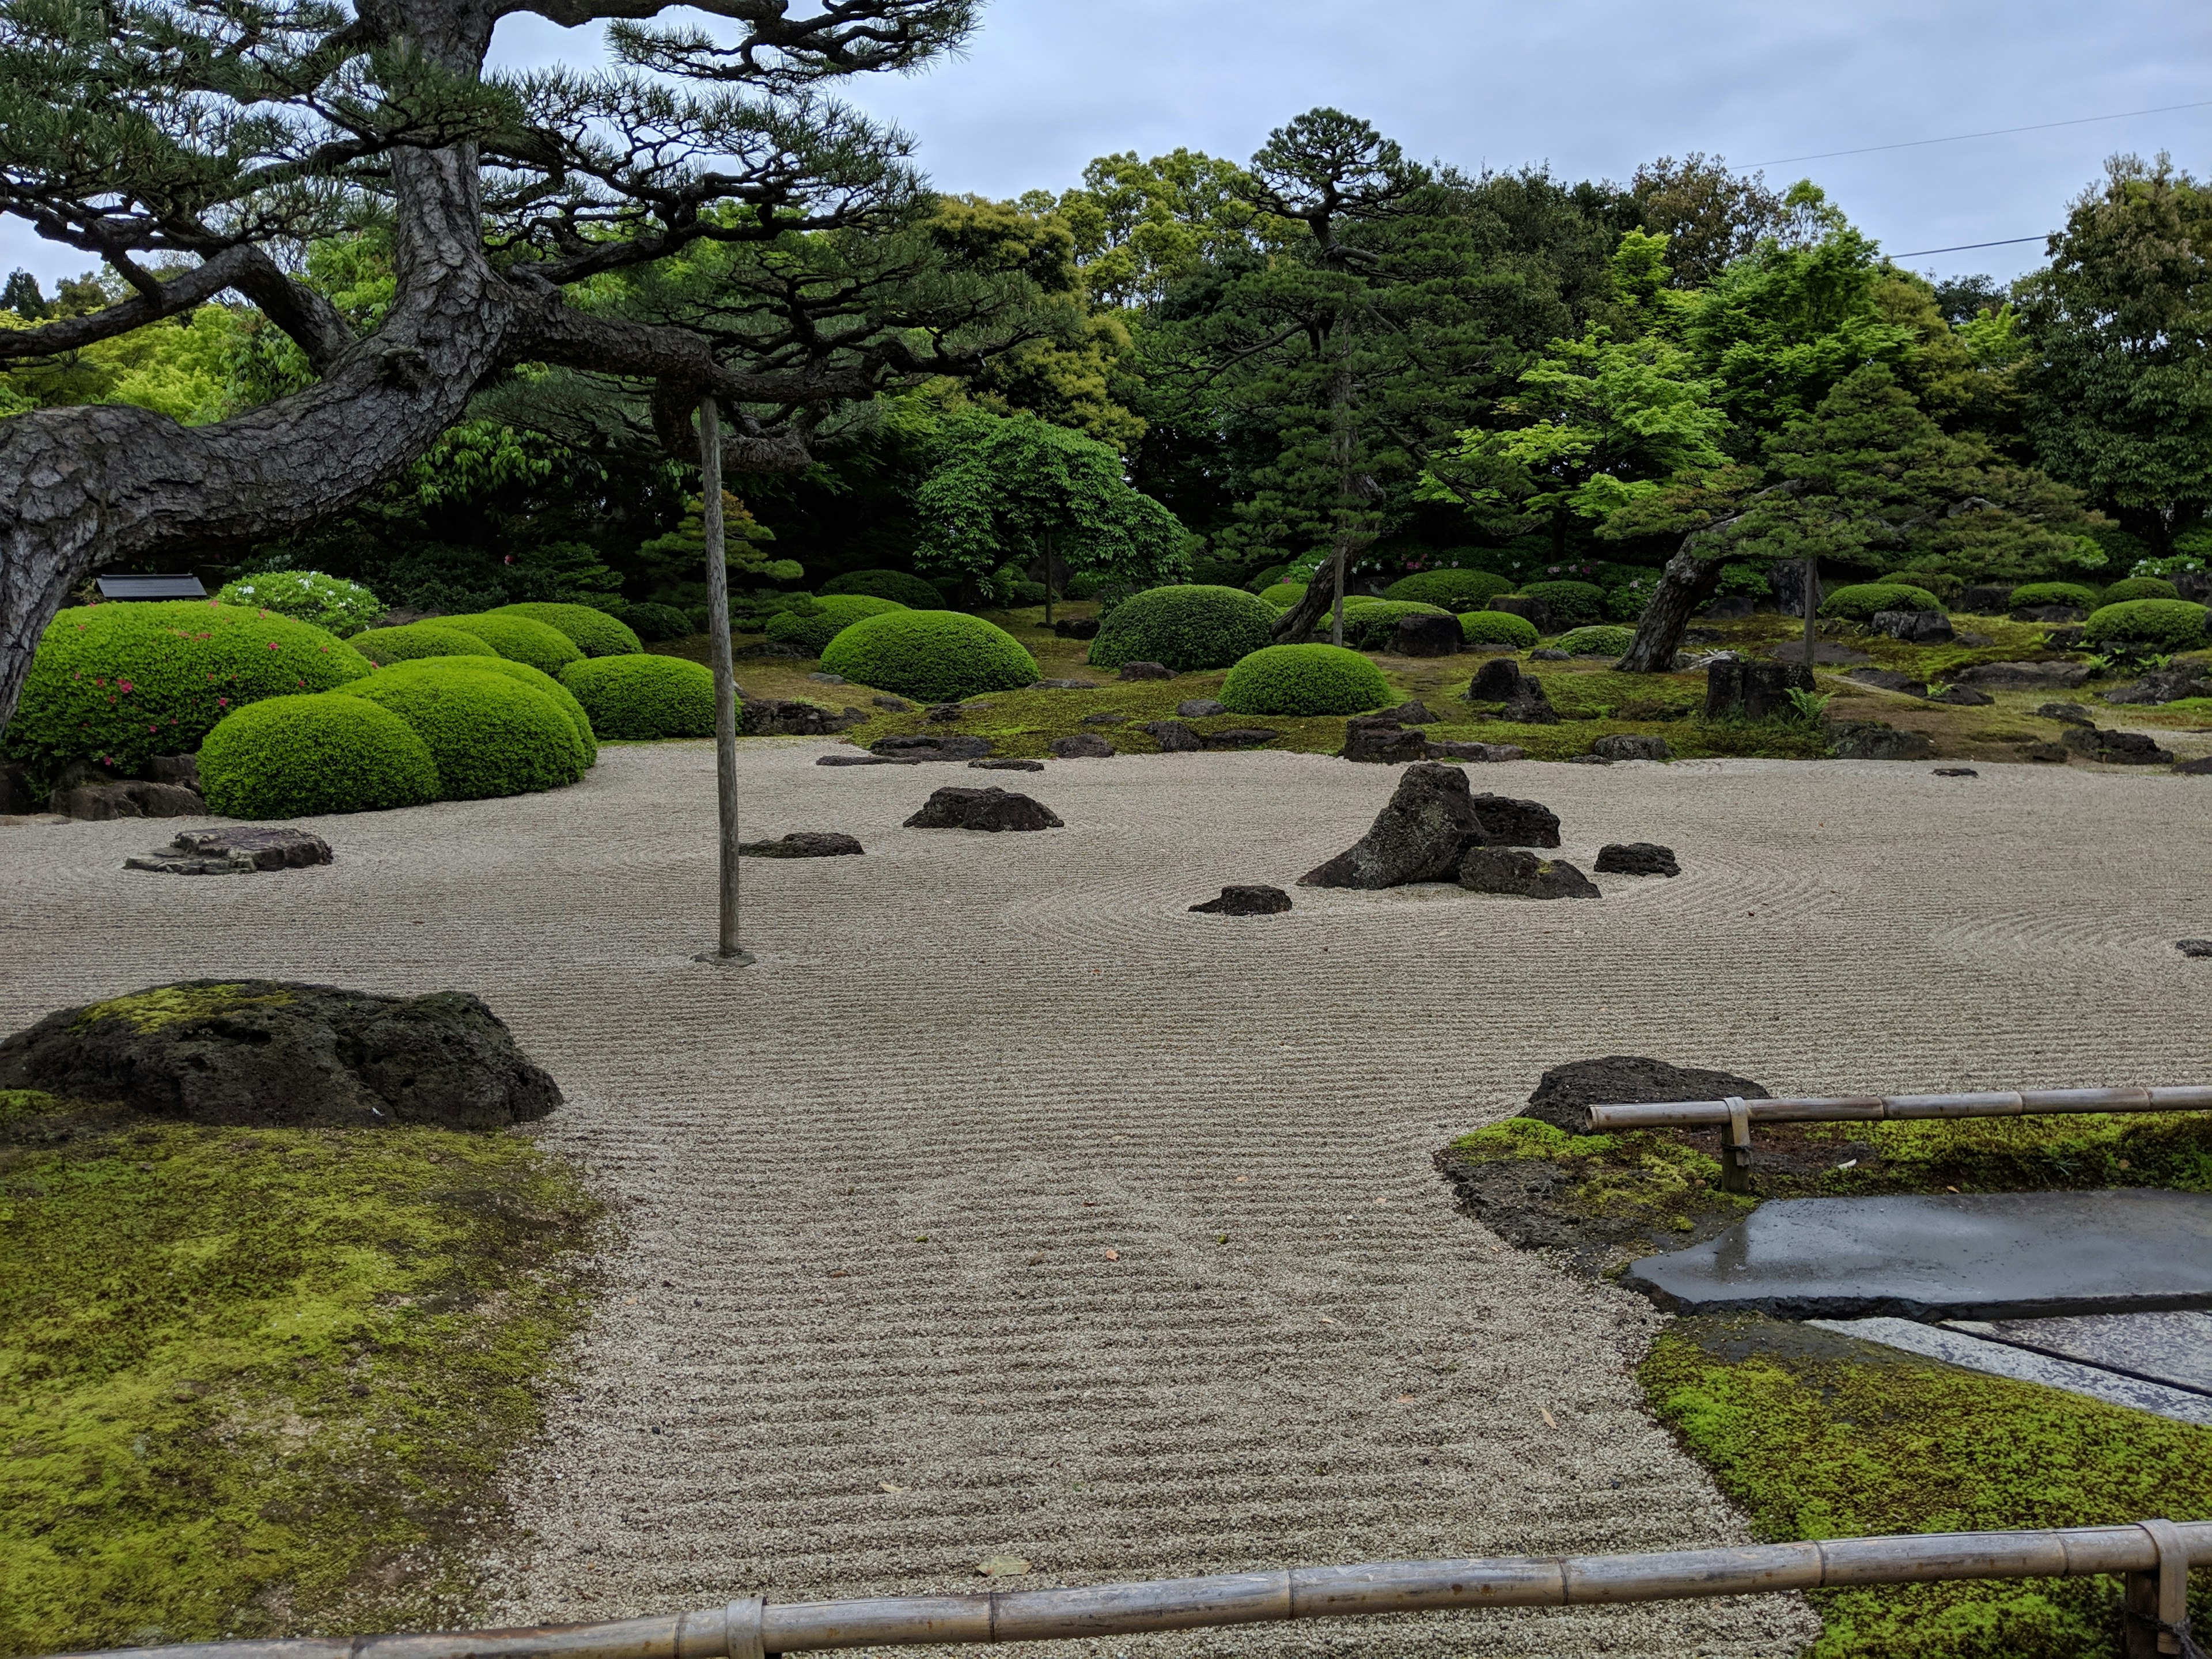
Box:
[820,610,1040,702]
[199,693,439,818]
[440,612,585,676]
[1257,581,1308,609]
[1820,582,1946,622]
[1063,572,1103,601]
[1086,584,1277,671]
[1219,643,1393,717]
[2099,575,2181,605]
[1555,624,1637,657]
[1606,574,1661,621]
[214,570,384,637]
[5,601,370,783]
[350,622,496,666]
[338,668,588,800]
[821,568,946,609]
[1877,568,1964,606]
[764,594,907,657]
[560,654,717,740]
[362,656,596,766]
[1382,569,1516,611]
[1460,609,1540,648]
[1246,563,1291,594]
[1010,579,1050,606]
[1331,599,1452,651]
[2009,581,2101,611]
[1516,580,1607,625]
[488,601,641,658]
[2082,599,2210,652]
[619,601,695,642]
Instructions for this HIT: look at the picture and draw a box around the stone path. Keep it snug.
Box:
[6,743,2211,1657]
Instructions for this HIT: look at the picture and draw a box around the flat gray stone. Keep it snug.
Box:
[1623,1190,2212,1320]
[1945,1310,2212,1396]
[1812,1317,2212,1426]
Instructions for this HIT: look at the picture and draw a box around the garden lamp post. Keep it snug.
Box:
[696,394,752,966]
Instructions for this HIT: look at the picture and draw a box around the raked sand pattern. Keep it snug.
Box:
[6,743,2210,1657]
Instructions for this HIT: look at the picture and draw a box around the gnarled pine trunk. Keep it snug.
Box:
[1616,537,1729,672]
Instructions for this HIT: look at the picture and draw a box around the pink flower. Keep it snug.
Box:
[218,698,228,707]
[267,641,279,651]
[118,680,132,694]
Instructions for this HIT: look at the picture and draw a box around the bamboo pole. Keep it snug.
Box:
[1586,1085,2212,1134]
[695,394,752,967]
[47,1522,2209,1659]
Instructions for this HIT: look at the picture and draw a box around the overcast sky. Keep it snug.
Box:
[6,0,2208,290]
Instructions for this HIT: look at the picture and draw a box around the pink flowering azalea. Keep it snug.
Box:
[267,641,279,651]
[118,680,132,694]
[218,698,229,707]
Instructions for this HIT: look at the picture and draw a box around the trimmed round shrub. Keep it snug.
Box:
[1460,609,1540,648]
[1257,582,1308,609]
[357,655,596,766]
[489,601,642,658]
[2100,575,2181,605]
[764,593,907,657]
[822,568,948,609]
[1086,584,1277,672]
[1516,580,1607,625]
[2010,581,2101,611]
[1875,569,1964,606]
[351,622,495,666]
[560,654,717,740]
[199,694,438,819]
[339,666,586,800]
[1820,582,1946,622]
[5,600,371,782]
[215,570,383,637]
[1381,569,1516,611]
[2082,599,2210,652]
[820,611,1040,702]
[1219,643,1393,717]
[1555,624,1637,657]
[1246,563,1292,594]
[621,601,694,642]
[441,612,585,676]
[1331,599,1452,652]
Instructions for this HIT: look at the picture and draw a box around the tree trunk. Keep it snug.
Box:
[697,395,751,965]
[1618,538,1729,672]
[1802,551,1819,668]
[1043,528,1055,627]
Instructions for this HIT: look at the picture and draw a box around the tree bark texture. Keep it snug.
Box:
[697,396,751,965]
[1617,540,1728,672]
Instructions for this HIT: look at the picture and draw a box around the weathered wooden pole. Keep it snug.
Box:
[696,394,752,967]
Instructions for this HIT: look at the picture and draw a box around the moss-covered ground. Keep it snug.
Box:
[0,1089,603,1656]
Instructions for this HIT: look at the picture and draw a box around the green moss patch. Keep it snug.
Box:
[0,1108,603,1653]
[74,983,297,1035]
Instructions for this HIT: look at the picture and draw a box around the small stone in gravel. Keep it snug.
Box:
[127,827,332,874]
[1142,719,1203,752]
[1594,842,1679,877]
[1426,740,1524,763]
[872,696,911,711]
[1522,1055,1769,1134]
[737,832,864,858]
[2176,756,2212,775]
[1190,885,1293,915]
[1048,733,1115,758]
[970,757,1045,772]
[1457,846,1600,899]
[1341,715,1429,766]
[1201,727,1281,749]
[904,787,1063,832]
[819,754,921,767]
[1301,762,1486,889]
[872,733,992,762]
[809,672,846,683]
[1176,698,1228,718]
[1933,767,1979,778]
[1118,661,1173,681]
[1566,753,1613,765]
[1594,734,1671,762]
[2178,940,2212,959]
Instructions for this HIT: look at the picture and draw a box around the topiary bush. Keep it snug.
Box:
[620,601,694,642]
[488,601,642,658]
[338,666,587,800]
[350,622,497,666]
[1331,599,1452,652]
[359,655,597,766]
[440,612,585,676]
[2082,599,2210,652]
[2009,581,2101,612]
[1877,568,1964,606]
[1820,582,1946,622]
[1516,580,1607,626]
[1257,581,1308,609]
[560,654,717,740]
[1381,569,1516,611]
[1219,643,1393,717]
[2100,576,2181,605]
[1085,584,1277,672]
[214,570,384,637]
[1245,563,1291,594]
[1555,624,1637,657]
[821,568,946,609]
[5,600,371,783]
[763,594,907,657]
[199,694,440,819]
[1460,609,1540,649]
[819,611,1040,702]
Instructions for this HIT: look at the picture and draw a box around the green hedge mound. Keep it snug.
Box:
[1555,624,1637,657]
[2083,598,2210,652]
[2009,581,2100,611]
[619,601,694,642]
[764,594,907,657]
[199,694,439,819]
[560,654,717,740]
[361,656,597,766]
[820,611,1040,702]
[1329,599,1452,652]
[5,601,371,783]
[1257,581,1308,609]
[214,570,384,637]
[1460,609,1540,648]
[338,668,586,800]
[1382,569,1516,611]
[1875,568,1964,606]
[1086,584,1277,672]
[1516,580,1607,625]
[821,568,947,609]
[1820,582,1946,622]
[440,612,585,676]
[350,622,495,666]
[1219,643,1393,717]
[2100,575,2181,605]
[488,602,642,658]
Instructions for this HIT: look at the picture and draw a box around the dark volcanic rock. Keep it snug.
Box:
[0,980,561,1130]
[1,759,35,813]
[1523,1055,1768,1134]
[1469,792,1562,848]
[1048,733,1116,758]
[1566,754,1613,766]
[1052,617,1101,640]
[1300,762,1487,889]
[1960,584,2016,613]
[1594,842,1679,877]
[1923,685,1995,706]
[819,754,921,767]
[1456,846,1600,899]
[1699,595,1757,621]
[1870,608,1955,643]
[903,786,1063,832]
[1176,698,1228,719]
[969,757,1045,772]
[2062,725,2175,765]
[742,698,861,737]
[926,702,968,722]
[1593,733,1671,762]
[1391,612,1463,657]
[2022,741,2070,763]
[738,832,864,858]
[2176,756,2212,776]
[1189,884,1293,916]
[142,753,201,789]
[1341,715,1430,765]
[126,827,332,874]
[1117,660,1173,681]
[1528,648,1573,662]
[1382,700,1440,724]
[1499,679,1559,725]
[2178,939,2212,958]
[1142,719,1203,753]
[1467,658,1527,702]
[871,733,992,762]
[1706,658,1812,720]
[2036,702,2097,726]
[2012,604,2088,623]
[51,780,205,820]
[1933,767,1979,778]
[1426,739,1525,762]
[1829,723,1937,760]
[1201,727,1281,749]
[872,696,912,711]
[1846,666,1922,693]
[1488,595,1552,633]
[2104,668,2212,705]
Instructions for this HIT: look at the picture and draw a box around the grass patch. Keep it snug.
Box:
[0,1093,603,1654]
[1644,1313,2212,1659]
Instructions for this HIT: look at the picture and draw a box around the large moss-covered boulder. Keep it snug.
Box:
[0,980,561,1129]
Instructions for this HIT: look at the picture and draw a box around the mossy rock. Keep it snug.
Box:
[1086,584,1278,671]
[560,653,717,740]
[1219,643,1392,716]
[763,593,907,657]
[1460,609,1540,648]
[199,693,440,819]
[438,612,586,676]
[337,668,588,800]
[350,622,497,666]
[820,611,1040,702]
[487,601,642,658]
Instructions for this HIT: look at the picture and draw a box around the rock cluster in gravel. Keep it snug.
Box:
[904,786,1064,832]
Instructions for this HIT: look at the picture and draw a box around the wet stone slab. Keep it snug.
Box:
[1809,1316,2212,1426]
[1623,1190,2212,1320]
[1945,1309,2212,1396]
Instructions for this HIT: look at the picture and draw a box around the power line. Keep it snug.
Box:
[1887,234,2051,259]
[1747,97,2212,167]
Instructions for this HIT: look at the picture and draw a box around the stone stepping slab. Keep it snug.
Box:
[1947,1310,2212,1396]
[1622,1190,2212,1320]
[1809,1316,2212,1426]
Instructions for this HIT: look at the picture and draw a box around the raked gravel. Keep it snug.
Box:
[7,741,2210,1658]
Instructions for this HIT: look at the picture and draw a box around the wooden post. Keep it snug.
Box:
[696,394,752,967]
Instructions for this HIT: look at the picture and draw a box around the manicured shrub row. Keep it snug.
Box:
[1460,609,1540,648]
[1555,624,1637,657]
[1820,582,1946,621]
[763,594,907,657]
[2010,581,2101,611]
[618,601,694,642]
[560,654,718,740]
[370,656,597,765]
[1086,584,1277,672]
[199,695,438,818]
[214,570,384,637]
[5,601,371,782]
[439,612,584,676]
[1219,643,1392,717]
[351,622,495,665]
[336,667,588,800]
[1382,569,1516,611]
[489,602,642,658]
[2082,599,2209,652]
[1516,580,1606,625]
[821,567,948,609]
[820,611,1039,702]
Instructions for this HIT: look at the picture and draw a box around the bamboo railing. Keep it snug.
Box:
[45,1520,2211,1659]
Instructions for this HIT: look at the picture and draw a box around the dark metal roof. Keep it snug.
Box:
[96,574,208,600]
